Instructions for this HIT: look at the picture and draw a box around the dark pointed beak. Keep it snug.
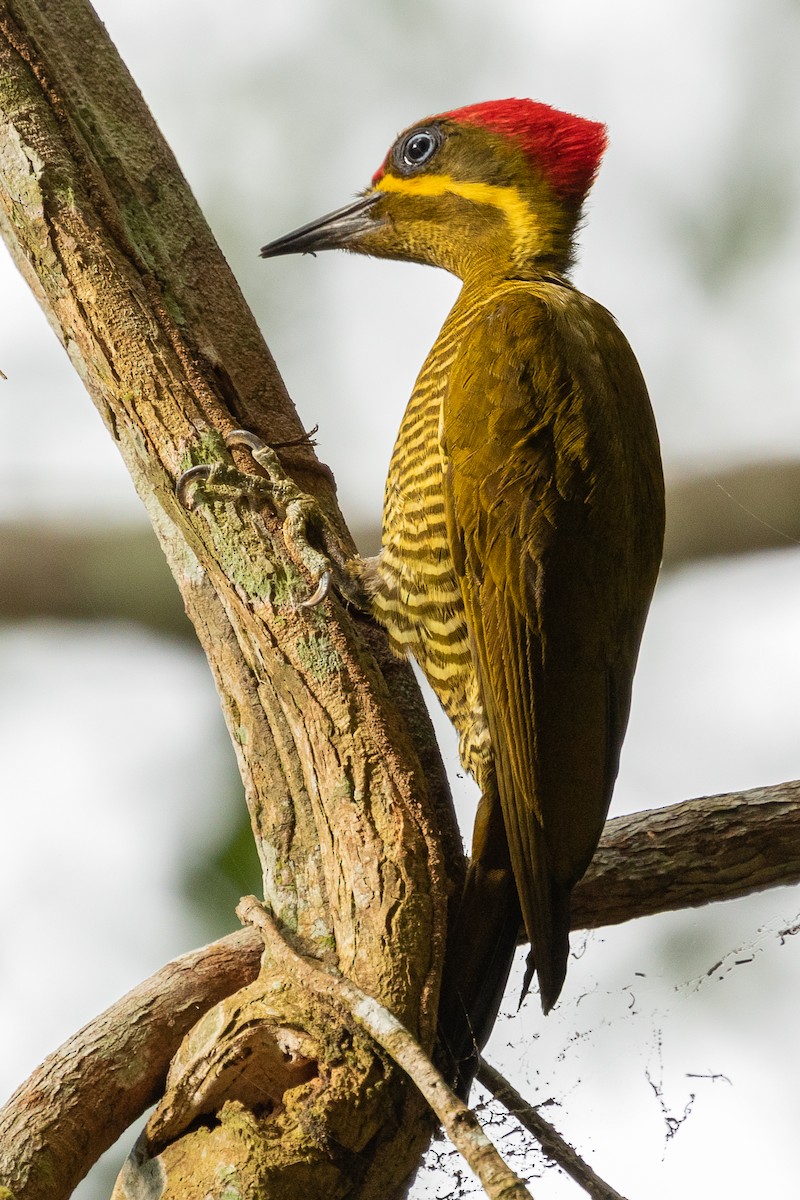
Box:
[260,191,383,258]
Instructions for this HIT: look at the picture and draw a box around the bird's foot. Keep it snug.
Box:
[177,429,333,610]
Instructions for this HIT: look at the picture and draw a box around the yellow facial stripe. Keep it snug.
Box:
[374,172,535,250]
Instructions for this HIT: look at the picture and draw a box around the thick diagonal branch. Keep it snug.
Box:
[237,897,534,1200]
[0,933,264,1200]
[3,780,797,1199]
[0,1,461,1197]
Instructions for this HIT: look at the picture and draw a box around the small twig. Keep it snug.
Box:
[477,1059,630,1200]
[237,896,535,1200]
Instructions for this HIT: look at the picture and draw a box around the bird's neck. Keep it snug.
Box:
[457,246,573,292]
[453,213,577,284]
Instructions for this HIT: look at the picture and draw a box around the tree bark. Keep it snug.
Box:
[570,780,800,929]
[0,932,265,1200]
[3,454,799,640]
[0,1,463,1196]
[3,780,798,1199]
[3,3,799,1199]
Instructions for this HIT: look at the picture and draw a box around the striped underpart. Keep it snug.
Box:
[370,287,501,784]
[366,171,542,782]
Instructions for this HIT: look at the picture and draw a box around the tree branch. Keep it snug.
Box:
[571,779,800,929]
[476,1059,628,1200]
[0,521,193,637]
[0,931,264,1200]
[2,0,798,1195]
[3,455,797,641]
[0,1,462,1195]
[237,897,535,1200]
[663,459,800,568]
[2,780,796,1197]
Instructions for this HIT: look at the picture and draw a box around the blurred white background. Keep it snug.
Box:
[1,0,799,1196]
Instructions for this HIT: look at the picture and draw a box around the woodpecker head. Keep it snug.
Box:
[261,99,607,280]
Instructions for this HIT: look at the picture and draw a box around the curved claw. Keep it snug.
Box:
[294,570,332,611]
[176,463,214,509]
[226,429,269,456]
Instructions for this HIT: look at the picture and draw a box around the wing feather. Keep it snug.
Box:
[442,284,663,1008]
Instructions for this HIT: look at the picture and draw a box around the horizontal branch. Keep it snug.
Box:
[0,930,263,1200]
[2,779,796,1199]
[2,456,800,639]
[663,458,800,568]
[571,779,800,929]
[0,521,191,638]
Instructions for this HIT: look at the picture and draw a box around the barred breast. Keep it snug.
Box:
[365,292,492,784]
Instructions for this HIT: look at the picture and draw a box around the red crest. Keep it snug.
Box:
[436,99,607,201]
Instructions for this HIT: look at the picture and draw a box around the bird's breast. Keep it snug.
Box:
[369,298,491,782]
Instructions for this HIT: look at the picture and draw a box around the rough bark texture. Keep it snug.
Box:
[5,455,799,636]
[0,1,463,1196]
[571,780,800,928]
[3,3,800,1198]
[0,932,265,1200]
[3,780,798,1199]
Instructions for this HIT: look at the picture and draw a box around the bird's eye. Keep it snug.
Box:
[397,127,441,171]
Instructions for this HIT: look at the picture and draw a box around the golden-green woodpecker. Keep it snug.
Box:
[261,98,665,1073]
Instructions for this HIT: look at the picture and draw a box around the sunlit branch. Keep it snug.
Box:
[1,781,796,1198]
[237,897,535,1200]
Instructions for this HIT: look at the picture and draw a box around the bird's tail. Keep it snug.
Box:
[436,857,521,1099]
[517,872,572,1014]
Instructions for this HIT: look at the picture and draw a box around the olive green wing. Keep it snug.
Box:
[442,288,663,1010]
